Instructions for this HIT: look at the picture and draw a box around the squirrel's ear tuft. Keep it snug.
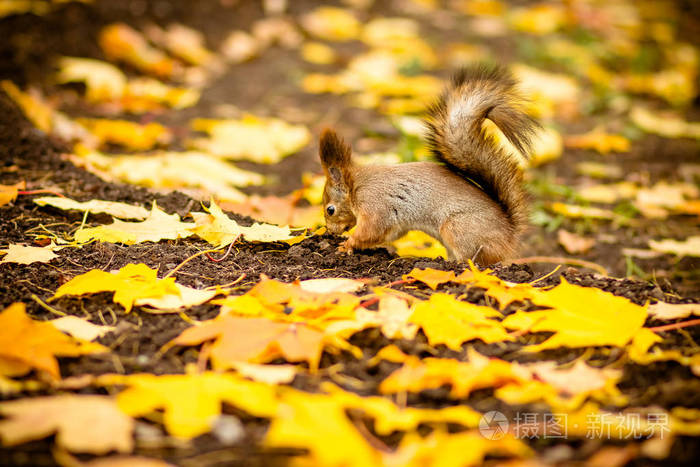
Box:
[319,128,352,178]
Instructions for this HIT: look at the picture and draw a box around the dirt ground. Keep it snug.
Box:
[1,1,699,466]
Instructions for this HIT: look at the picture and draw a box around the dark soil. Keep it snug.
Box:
[1,1,699,466]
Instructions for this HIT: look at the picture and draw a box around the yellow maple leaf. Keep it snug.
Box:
[299,6,361,41]
[170,315,328,370]
[0,395,133,454]
[102,372,278,439]
[189,116,310,164]
[76,118,172,151]
[191,199,298,246]
[386,429,531,467]
[392,230,448,259]
[409,293,512,350]
[322,383,482,435]
[0,244,58,265]
[34,196,149,220]
[0,303,106,380]
[265,389,381,467]
[189,199,242,247]
[380,351,528,398]
[53,263,180,313]
[74,202,195,245]
[502,278,649,351]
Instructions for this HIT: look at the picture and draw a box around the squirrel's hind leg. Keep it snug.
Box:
[439,215,513,265]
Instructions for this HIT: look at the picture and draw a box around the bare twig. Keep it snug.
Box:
[648,318,700,333]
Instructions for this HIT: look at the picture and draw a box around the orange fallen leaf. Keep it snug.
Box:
[557,229,596,254]
[99,23,178,78]
[52,263,180,313]
[170,315,327,370]
[217,276,361,324]
[565,129,631,154]
[0,395,133,454]
[0,181,24,206]
[404,268,455,290]
[0,303,107,380]
[380,351,528,398]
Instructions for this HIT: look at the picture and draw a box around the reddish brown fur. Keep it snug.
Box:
[319,64,538,265]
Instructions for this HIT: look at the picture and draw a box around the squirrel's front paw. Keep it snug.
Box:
[337,240,354,254]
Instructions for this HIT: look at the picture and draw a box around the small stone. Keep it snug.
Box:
[212,415,244,445]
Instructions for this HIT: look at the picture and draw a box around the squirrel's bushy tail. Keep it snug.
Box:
[425,64,538,234]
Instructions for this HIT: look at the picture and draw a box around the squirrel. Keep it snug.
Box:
[318,64,539,265]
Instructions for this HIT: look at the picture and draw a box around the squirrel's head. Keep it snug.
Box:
[319,128,356,235]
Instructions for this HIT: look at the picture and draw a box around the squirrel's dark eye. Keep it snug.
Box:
[326,205,336,216]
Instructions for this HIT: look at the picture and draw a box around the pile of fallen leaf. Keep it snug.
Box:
[1,0,700,466]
